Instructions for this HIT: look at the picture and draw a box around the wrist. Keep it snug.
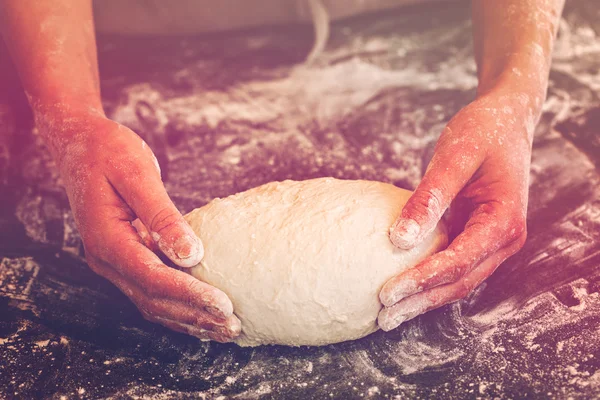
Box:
[471,83,542,149]
[477,52,549,110]
[32,98,107,161]
[29,91,104,118]
[476,66,547,123]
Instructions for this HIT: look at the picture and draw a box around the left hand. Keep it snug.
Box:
[378,88,535,331]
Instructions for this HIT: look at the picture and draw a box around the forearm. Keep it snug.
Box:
[0,0,102,117]
[472,0,564,113]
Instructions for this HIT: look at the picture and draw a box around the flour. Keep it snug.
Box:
[2,1,600,398]
[110,58,475,136]
[105,54,469,208]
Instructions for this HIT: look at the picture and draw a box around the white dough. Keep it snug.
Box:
[185,178,447,346]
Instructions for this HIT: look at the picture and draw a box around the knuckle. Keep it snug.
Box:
[451,261,471,281]
[510,224,528,251]
[409,190,434,210]
[455,280,474,299]
[149,207,183,236]
[186,279,208,303]
[405,188,445,221]
[505,213,527,245]
[411,263,430,286]
[186,278,202,293]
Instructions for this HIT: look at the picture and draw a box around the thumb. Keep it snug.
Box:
[390,127,483,249]
[108,151,203,268]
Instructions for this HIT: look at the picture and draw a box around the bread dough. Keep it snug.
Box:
[185,178,447,346]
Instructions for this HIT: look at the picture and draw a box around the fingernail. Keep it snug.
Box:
[173,234,204,267]
[381,279,420,307]
[174,235,197,258]
[378,311,407,332]
[390,219,421,249]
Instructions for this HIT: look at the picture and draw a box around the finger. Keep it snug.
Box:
[381,203,526,307]
[138,297,241,338]
[107,140,203,268]
[151,316,232,343]
[378,243,517,331]
[88,215,234,319]
[131,218,159,253]
[390,125,485,249]
[92,254,240,338]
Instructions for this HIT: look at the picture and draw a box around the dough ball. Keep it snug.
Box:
[185,178,447,346]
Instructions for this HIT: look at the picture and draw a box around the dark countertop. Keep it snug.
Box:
[1,1,600,398]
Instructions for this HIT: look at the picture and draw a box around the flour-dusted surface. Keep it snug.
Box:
[185,178,446,346]
[1,0,600,398]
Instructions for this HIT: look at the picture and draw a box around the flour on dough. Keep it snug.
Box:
[185,178,447,346]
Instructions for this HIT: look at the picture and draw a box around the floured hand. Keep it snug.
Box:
[379,89,534,331]
[40,110,241,342]
[377,0,564,330]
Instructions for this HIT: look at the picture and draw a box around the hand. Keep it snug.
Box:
[46,110,241,342]
[378,89,533,331]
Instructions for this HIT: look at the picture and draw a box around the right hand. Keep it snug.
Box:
[45,110,241,342]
